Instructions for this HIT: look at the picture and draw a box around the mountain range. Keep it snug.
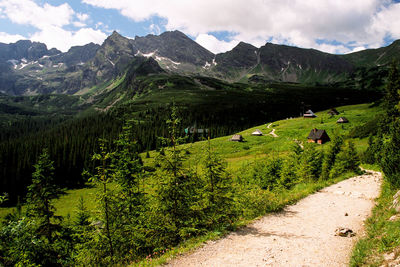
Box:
[0,30,399,96]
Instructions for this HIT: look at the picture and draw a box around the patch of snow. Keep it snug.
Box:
[7,59,18,66]
[41,55,50,59]
[21,58,27,63]
[212,58,217,66]
[203,61,211,69]
[18,62,29,69]
[135,50,141,56]
[143,51,156,58]
[107,58,115,66]
[297,64,302,70]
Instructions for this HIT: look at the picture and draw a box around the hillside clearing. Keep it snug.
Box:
[166,171,382,266]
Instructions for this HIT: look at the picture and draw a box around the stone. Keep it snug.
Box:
[389,215,399,222]
[345,213,348,216]
[393,190,400,200]
[335,227,355,237]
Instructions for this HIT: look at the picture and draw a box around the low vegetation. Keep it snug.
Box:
[350,61,400,266]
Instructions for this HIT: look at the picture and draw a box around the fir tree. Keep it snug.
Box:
[26,148,63,241]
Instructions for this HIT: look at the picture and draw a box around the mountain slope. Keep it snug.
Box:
[0,31,399,96]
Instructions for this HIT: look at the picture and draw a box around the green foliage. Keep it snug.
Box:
[26,149,63,241]
[381,121,400,187]
[297,143,323,182]
[153,105,203,244]
[0,151,74,267]
[199,140,237,229]
[329,140,361,179]
[321,135,344,180]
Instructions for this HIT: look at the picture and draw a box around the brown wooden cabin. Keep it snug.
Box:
[307,128,330,144]
[336,117,349,123]
[327,108,340,116]
[231,134,244,142]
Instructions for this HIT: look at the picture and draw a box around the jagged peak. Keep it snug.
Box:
[233,41,257,50]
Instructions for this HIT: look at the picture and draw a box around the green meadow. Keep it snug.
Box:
[0,102,382,222]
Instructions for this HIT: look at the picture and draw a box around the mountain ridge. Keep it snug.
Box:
[0,30,399,96]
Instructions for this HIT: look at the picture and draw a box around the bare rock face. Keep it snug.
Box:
[335,227,355,237]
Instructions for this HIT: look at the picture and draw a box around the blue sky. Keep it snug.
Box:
[1,0,400,54]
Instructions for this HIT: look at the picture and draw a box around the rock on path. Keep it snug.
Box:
[166,171,382,267]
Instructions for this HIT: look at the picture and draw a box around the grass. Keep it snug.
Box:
[350,176,400,267]
[143,103,383,171]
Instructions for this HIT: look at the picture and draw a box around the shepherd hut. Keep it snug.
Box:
[327,108,340,116]
[337,117,349,123]
[307,128,330,144]
[251,129,263,136]
[303,110,317,118]
[231,134,243,142]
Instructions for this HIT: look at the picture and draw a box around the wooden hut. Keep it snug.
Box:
[307,128,330,144]
[231,134,243,142]
[251,129,263,136]
[336,117,349,123]
[327,108,340,116]
[303,109,317,118]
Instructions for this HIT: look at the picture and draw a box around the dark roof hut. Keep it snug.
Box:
[327,108,340,116]
[231,134,243,142]
[307,128,330,144]
[337,117,349,123]
[252,129,263,136]
[303,109,317,118]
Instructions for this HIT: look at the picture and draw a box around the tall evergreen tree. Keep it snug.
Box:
[26,148,63,241]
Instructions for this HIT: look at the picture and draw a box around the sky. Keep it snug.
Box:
[1,0,400,54]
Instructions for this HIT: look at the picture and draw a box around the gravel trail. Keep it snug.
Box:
[166,171,381,267]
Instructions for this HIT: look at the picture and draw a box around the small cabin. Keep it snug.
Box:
[327,108,340,116]
[231,134,243,142]
[307,128,330,144]
[303,109,317,118]
[251,129,263,136]
[337,117,349,123]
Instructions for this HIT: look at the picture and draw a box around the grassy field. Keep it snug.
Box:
[145,103,382,171]
[0,103,383,222]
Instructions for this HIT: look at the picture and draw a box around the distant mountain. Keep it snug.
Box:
[0,30,399,96]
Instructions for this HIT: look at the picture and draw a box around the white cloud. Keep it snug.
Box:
[0,0,74,30]
[0,0,107,51]
[0,32,26,43]
[31,26,107,51]
[73,13,90,27]
[149,24,161,35]
[195,34,239,54]
[82,0,400,53]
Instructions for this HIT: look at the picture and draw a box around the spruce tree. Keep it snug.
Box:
[154,105,201,244]
[201,139,236,229]
[26,148,63,241]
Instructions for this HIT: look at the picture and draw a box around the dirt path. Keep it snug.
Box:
[266,123,278,137]
[269,128,278,138]
[166,171,382,267]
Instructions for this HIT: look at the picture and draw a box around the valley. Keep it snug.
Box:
[0,29,399,266]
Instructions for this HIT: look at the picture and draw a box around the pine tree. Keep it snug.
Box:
[321,135,343,180]
[89,139,115,259]
[154,105,201,244]
[201,139,236,228]
[26,148,63,241]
